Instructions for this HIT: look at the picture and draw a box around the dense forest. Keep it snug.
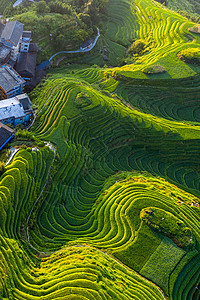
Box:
[1,0,107,60]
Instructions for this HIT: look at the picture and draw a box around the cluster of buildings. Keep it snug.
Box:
[0,19,38,81]
[0,19,37,151]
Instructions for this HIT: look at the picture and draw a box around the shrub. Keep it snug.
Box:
[142,65,166,74]
[140,207,196,250]
[0,149,11,163]
[177,48,200,65]
[19,144,28,149]
[128,39,147,56]
[6,123,14,129]
[15,129,35,140]
[75,92,92,108]
[36,0,50,14]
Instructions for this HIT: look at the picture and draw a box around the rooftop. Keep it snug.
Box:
[16,52,36,78]
[22,31,31,38]
[0,122,15,149]
[16,94,32,112]
[29,43,39,53]
[1,21,23,46]
[0,23,5,36]
[0,45,11,63]
[0,97,25,121]
[0,64,25,93]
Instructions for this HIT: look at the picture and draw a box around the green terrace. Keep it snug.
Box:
[0,0,200,299]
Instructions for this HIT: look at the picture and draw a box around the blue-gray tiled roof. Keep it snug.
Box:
[0,98,25,121]
[0,65,25,93]
[1,21,23,46]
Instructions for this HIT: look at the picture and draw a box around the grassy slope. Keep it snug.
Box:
[0,239,166,299]
[103,0,200,79]
[1,0,200,299]
[26,68,200,298]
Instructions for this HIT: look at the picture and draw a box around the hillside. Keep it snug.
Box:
[101,0,200,78]
[0,0,200,299]
[156,0,200,18]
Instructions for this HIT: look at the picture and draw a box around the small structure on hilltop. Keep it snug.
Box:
[0,93,33,127]
[0,122,15,150]
[80,38,94,50]
[0,64,25,99]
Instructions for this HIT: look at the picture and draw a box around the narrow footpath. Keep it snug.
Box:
[37,28,100,70]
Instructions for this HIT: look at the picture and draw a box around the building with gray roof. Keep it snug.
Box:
[16,51,36,78]
[20,31,31,52]
[0,93,32,126]
[0,122,15,150]
[16,93,33,114]
[0,64,25,99]
[1,21,23,47]
[0,45,11,64]
[0,23,5,37]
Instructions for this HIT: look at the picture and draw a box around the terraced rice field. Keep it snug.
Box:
[18,67,200,298]
[1,0,200,299]
[105,0,200,78]
[116,74,200,122]
[0,239,167,299]
[0,148,54,239]
[1,65,200,299]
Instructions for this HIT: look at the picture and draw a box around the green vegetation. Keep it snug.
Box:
[142,65,166,74]
[3,0,106,62]
[0,0,200,299]
[0,242,165,299]
[156,0,200,19]
[0,149,11,164]
[178,47,200,64]
[0,162,5,176]
[141,208,195,250]
[13,10,93,61]
[140,237,185,294]
[105,0,200,78]
[0,147,54,240]
[75,92,92,108]
[27,68,200,297]
[0,0,15,15]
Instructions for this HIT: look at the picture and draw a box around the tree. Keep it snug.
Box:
[72,29,89,43]
[78,13,92,27]
[36,0,50,14]
[128,39,147,56]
